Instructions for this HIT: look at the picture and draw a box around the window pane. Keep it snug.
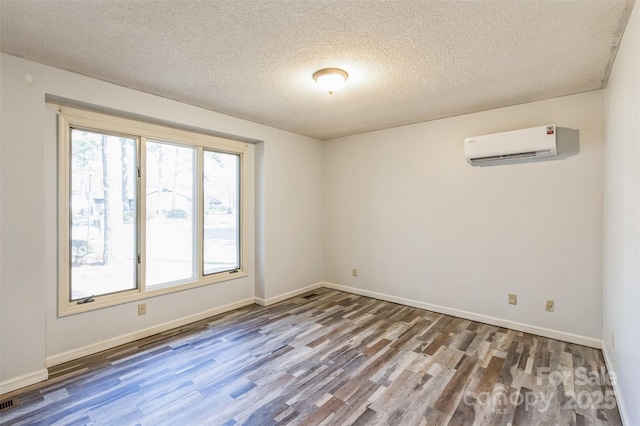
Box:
[203,151,240,275]
[70,129,137,300]
[146,141,195,287]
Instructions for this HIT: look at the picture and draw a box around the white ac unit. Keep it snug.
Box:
[464,125,557,166]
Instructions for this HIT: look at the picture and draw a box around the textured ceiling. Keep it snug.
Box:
[0,0,635,140]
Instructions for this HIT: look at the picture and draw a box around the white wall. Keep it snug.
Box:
[261,136,324,301]
[0,53,3,393]
[0,54,324,392]
[603,2,640,424]
[2,21,637,417]
[325,91,604,344]
[0,55,48,392]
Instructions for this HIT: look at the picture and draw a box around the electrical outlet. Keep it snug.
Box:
[508,293,517,305]
[138,303,147,315]
[545,300,554,312]
[352,268,358,277]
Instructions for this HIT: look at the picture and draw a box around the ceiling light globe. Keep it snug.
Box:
[313,68,348,95]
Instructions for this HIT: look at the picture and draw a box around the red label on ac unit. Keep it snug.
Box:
[546,126,554,135]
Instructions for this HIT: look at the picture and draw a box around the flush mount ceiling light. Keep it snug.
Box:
[313,68,348,95]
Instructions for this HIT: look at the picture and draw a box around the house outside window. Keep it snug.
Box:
[58,107,248,315]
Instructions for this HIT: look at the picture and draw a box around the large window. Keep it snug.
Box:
[58,108,248,315]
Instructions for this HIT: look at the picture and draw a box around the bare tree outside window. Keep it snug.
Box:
[146,141,195,287]
[70,129,137,299]
[60,108,247,313]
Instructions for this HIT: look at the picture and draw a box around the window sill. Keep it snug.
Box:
[58,271,248,317]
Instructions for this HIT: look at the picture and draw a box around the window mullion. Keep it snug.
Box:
[195,147,204,280]
[138,136,147,293]
[57,106,248,316]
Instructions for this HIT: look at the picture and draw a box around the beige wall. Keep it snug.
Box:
[324,91,605,343]
[1,9,638,417]
[0,54,325,393]
[603,2,640,424]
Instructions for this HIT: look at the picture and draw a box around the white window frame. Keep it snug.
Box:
[58,107,249,316]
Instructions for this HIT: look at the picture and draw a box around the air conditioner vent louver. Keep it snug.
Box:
[470,150,552,164]
[464,125,557,166]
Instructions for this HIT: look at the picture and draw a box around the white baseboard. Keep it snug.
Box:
[0,368,48,396]
[9,281,606,398]
[45,297,256,368]
[322,282,602,349]
[601,344,629,425]
[254,282,324,306]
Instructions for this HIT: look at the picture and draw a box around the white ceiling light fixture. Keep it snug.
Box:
[313,68,348,95]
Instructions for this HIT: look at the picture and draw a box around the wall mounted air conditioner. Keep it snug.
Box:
[464,125,557,166]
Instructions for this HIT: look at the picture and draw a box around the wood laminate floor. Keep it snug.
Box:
[0,289,622,425]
